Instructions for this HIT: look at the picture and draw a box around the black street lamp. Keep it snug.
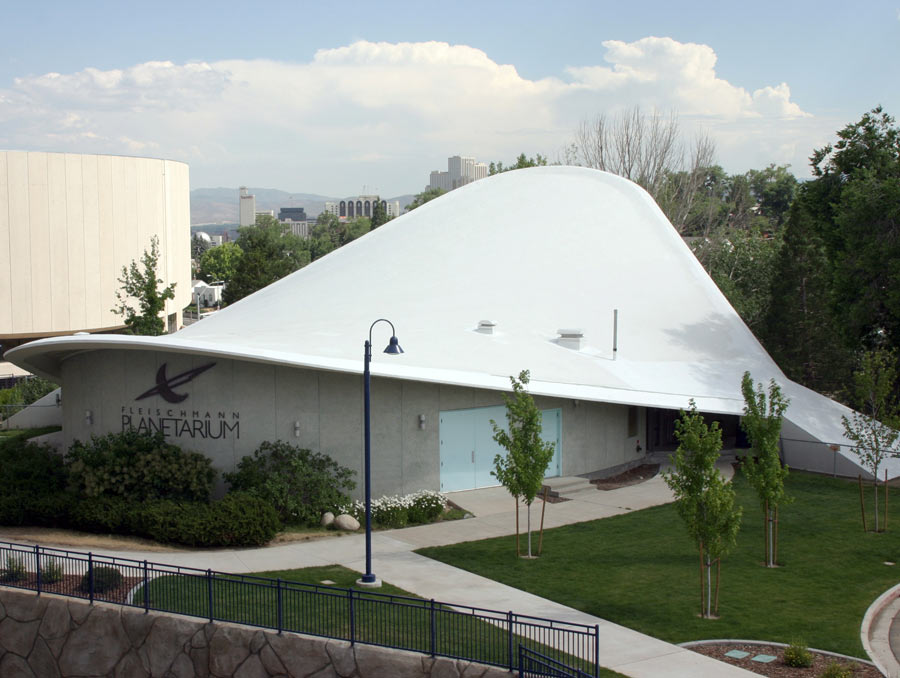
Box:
[358,318,403,587]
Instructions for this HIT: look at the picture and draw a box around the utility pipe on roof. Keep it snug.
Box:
[613,309,618,360]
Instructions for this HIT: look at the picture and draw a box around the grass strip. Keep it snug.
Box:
[131,564,624,677]
[417,471,900,658]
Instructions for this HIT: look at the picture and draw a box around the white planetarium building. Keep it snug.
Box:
[5,167,885,496]
[0,151,191,349]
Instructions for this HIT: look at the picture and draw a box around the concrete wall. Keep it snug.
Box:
[60,349,644,498]
[0,151,191,341]
[2,388,62,429]
[0,587,511,678]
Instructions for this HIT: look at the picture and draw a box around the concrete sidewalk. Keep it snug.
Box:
[0,461,763,677]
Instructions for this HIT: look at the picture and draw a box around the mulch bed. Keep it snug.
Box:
[5,573,145,605]
[590,464,660,490]
[689,642,880,677]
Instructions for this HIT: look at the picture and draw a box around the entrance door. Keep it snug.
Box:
[439,406,561,492]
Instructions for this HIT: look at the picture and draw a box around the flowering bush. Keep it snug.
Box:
[341,490,446,528]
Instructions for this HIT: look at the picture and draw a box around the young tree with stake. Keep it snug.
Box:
[740,372,790,567]
[842,348,900,532]
[491,370,556,558]
[663,401,742,618]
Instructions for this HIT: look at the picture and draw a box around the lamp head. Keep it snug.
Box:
[384,335,404,355]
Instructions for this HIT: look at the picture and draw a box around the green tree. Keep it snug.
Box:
[112,236,176,336]
[309,213,370,261]
[488,153,548,175]
[762,192,851,395]
[490,370,556,558]
[405,187,446,211]
[842,348,900,531]
[663,401,742,618]
[811,107,900,353]
[191,234,213,260]
[198,241,243,285]
[691,226,782,333]
[223,216,310,305]
[740,372,790,566]
[766,108,900,394]
[371,201,390,229]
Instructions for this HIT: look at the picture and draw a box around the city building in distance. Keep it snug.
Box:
[324,195,401,220]
[239,187,256,227]
[429,155,488,192]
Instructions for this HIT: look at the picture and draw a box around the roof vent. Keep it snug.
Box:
[476,320,497,335]
[557,328,584,350]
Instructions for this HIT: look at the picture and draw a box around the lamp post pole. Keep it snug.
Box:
[358,319,403,587]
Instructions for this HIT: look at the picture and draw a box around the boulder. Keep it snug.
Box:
[321,512,335,527]
[333,514,360,531]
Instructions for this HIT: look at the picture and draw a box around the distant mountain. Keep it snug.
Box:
[190,187,417,226]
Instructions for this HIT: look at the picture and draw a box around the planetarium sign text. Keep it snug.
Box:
[120,361,240,440]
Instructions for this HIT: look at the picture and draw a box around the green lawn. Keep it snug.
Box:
[133,564,625,677]
[417,472,900,658]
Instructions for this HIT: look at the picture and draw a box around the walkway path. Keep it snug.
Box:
[1,460,763,677]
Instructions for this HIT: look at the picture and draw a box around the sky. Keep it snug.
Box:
[1,0,898,197]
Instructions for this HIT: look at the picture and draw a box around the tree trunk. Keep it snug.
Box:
[875,481,880,532]
[699,544,705,619]
[526,502,532,557]
[515,496,520,556]
[705,553,712,618]
[714,558,721,616]
[774,505,779,565]
[860,475,868,532]
[764,501,769,566]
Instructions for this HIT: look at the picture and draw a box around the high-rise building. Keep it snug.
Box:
[428,156,488,192]
[239,187,256,227]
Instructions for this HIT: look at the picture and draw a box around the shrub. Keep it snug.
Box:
[225,441,355,526]
[136,494,279,548]
[1,554,27,582]
[70,496,133,534]
[783,640,813,668]
[0,438,67,499]
[80,566,122,593]
[0,438,68,528]
[819,661,853,678]
[67,430,215,502]
[42,557,63,584]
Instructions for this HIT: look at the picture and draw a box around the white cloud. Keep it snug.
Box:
[0,38,824,194]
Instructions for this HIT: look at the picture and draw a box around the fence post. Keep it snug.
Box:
[594,624,600,678]
[143,561,149,613]
[429,599,436,657]
[88,553,94,604]
[207,569,214,623]
[507,611,514,672]
[277,579,283,635]
[35,545,41,596]
[348,589,356,646]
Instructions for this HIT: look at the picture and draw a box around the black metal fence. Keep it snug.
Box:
[0,540,600,676]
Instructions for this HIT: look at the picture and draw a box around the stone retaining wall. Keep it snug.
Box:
[0,588,512,678]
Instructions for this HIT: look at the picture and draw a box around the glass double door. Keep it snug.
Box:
[439,405,561,492]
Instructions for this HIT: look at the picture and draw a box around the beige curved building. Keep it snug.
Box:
[0,151,191,347]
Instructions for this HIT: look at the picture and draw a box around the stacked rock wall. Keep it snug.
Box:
[0,588,510,677]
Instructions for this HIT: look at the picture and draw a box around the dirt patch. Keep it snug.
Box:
[591,464,660,490]
[3,573,144,605]
[0,527,185,552]
[689,643,879,677]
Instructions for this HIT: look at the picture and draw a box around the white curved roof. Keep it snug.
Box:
[4,166,874,471]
